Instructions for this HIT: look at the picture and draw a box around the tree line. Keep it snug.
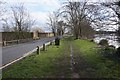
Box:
[0,0,120,39]
[0,2,35,32]
[47,0,120,39]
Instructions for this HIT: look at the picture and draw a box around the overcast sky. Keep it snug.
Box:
[1,0,65,32]
[1,0,118,32]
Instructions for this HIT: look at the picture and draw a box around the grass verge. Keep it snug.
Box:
[2,37,120,78]
[74,39,120,78]
[3,39,72,78]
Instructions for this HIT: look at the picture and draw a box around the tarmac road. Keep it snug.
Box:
[2,37,56,66]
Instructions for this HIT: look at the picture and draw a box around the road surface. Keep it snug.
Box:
[2,37,56,66]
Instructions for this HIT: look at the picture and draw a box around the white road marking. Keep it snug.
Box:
[0,40,55,70]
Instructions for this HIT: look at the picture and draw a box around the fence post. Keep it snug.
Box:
[37,46,40,54]
[17,40,19,44]
[43,44,46,51]
[50,42,52,45]
[3,41,6,46]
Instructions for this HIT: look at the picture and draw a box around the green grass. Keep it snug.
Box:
[74,39,120,78]
[2,37,120,78]
[3,40,71,78]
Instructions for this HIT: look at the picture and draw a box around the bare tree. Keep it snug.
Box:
[11,4,35,32]
[60,1,119,37]
[80,18,95,39]
[0,1,9,32]
[61,1,94,39]
[80,2,119,33]
[46,11,59,36]
[2,18,11,32]
[0,1,6,17]
[101,1,120,19]
[57,20,67,35]
[9,3,35,40]
[101,1,120,34]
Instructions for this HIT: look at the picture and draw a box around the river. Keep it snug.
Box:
[94,34,120,48]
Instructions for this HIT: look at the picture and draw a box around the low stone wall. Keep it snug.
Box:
[1,32,33,41]
[38,33,54,38]
[2,38,33,46]
[0,32,54,46]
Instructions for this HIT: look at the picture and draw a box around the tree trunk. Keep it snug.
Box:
[53,32,56,37]
[75,32,79,39]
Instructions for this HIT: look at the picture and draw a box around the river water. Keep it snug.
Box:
[94,34,120,48]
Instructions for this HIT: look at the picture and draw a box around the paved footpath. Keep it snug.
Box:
[2,37,56,66]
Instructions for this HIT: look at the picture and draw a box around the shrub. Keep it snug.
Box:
[100,45,116,56]
[104,47,116,55]
[116,47,120,57]
[99,39,108,46]
[108,45,115,49]
[55,37,60,46]
[90,39,94,42]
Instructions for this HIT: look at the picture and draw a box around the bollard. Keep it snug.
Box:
[3,41,6,46]
[43,44,46,51]
[17,40,19,44]
[2,42,3,46]
[50,42,52,45]
[37,46,40,54]
[55,37,60,46]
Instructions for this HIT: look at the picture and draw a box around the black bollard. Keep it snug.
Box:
[37,46,40,54]
[50,42,52,45]
[43,44,46,51]
[55,37,60,46]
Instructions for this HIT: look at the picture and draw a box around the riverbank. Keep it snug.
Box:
[2,37,120,78]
